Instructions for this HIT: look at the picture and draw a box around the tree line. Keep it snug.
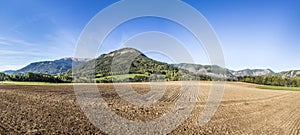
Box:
[0,72,72,83]
[93,72,213,83]
[2,71,300,87]
[237,75,300,87]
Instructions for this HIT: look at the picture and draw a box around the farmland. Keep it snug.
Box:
[0,82,299,134]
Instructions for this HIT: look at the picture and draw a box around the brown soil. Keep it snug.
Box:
[0,82,299,134]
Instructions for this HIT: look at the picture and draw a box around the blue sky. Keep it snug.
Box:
[0,0,299,72]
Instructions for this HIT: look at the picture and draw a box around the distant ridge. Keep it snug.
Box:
[173,63,275,78]
[3,70,16,75]
[14,57,90,75]
[278,70,300,78]
[230,69,274,77]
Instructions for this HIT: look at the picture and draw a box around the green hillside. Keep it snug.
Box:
[72,48,208,83]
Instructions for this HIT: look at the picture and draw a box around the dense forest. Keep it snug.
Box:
[238,75,300,87]
[1,70,214,83]
[0,72,71,83]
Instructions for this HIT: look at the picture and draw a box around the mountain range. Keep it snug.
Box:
[4,57,90,75]
[1,48,298,79]
[278,70,300,78]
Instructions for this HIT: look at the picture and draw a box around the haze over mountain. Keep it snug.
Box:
[2,48,299,79]
[278,70,300,78]
[230,69,275,77]
[3,70,15,75]
[173,63,235,79]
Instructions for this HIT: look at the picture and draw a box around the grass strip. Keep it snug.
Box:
[0,81,73,86]
[257,85,300,91]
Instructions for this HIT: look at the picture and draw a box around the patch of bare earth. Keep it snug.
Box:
[0,82,299,134]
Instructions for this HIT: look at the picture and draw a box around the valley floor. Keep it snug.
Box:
[0,82,299,134]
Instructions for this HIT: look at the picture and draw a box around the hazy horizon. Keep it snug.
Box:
[1,0,300,72]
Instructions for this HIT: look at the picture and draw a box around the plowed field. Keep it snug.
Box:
[0,82,299,134]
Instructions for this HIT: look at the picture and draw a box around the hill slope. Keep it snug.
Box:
[230,69,274,77]
[173,63,274,78]
[3,70,15,75]
[278,70,300,78]
[72,48,202,82]
[173,63,233,79]
[14,58,90,75]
